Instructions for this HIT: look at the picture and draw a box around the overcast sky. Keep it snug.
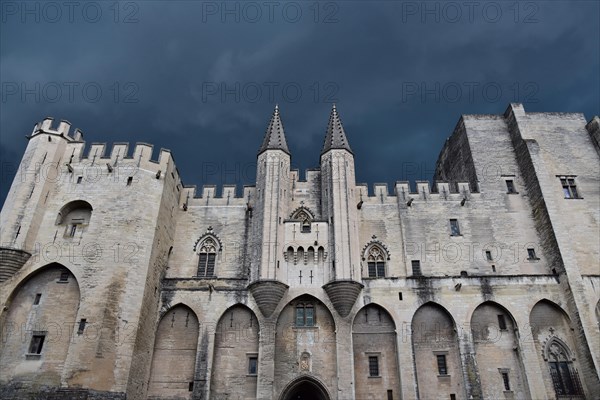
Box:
[1,0,598,205]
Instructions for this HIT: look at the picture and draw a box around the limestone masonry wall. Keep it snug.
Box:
[1,105,598,400]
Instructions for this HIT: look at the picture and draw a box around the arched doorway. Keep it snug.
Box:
[280,377,330,400]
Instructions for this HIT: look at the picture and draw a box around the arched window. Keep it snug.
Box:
[56,200,93,238]
[197,237,217,277]
[318,246,325,263]
[287,246,294,262]
[297,247,304,265]
[366,245,386,278]
[546,339,584,396]
[307,247,315,264]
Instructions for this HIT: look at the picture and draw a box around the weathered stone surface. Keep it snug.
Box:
[0,105,598,400]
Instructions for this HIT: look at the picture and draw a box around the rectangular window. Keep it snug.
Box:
[305,306,314,326]
[28,334,45,354]
[77,176,82,184]
[411,260,422,276]
[368,356,379,377]
[437,354,448,375]
[502,372,511,391]
[368,261,385,278]
[33,293,42,305]
[188,382,194,391]
[376,262,385,278]
[68,224,78,237]
[485,250,493,261]
[206,253,216,276]
[301,224,311,233]
[198,253,216,277]
[387,390,393,400]
[505,180,516,193]
[127,176,133,186]
[450,395,456,400]
[497,315,507,330]
[560,177,579,199]
[296,307,305,327]
[77,319,87,335]
[59,272,69,282]
[527,248,538,260]
[248,356,258,375]
[450,219,460,236]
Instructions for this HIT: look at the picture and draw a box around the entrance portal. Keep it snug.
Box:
[280,377,330,400]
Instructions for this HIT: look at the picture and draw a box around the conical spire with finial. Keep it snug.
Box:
[321,104,352,155]
[258,104,290,155]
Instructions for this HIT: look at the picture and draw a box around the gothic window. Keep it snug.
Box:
[367,246,386,278]
[291,208,314,233]
[197,237,217,277]
[295,303,315,327]
[546,340,584,396]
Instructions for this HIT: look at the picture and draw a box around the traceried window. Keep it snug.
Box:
[367,246,386,278]
[559,176,580,199]
[295,303,315,327]
[546,340,584,396]
[197,238,217,277]
[291,208,314,233]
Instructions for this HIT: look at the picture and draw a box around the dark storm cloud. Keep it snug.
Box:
[1,0,598,204]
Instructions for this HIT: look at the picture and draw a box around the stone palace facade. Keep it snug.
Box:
[0,103,599,399]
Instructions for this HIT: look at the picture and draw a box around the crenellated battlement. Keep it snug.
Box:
[31,117,84,141]
[355,180,479,206]
[179,184,256,208]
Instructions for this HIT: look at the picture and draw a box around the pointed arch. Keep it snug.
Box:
[148,304,199,398]
[411,302,464,399]
[275,295,337,396]
[279,375,331,400]
[0,263,80,387]
[470,301,529,398]
[352,303,400,399]
[289,206,315,221]
[530,299,585,398]
[210,304,260,400]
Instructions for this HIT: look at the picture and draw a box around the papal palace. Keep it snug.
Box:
[0,103,599,400]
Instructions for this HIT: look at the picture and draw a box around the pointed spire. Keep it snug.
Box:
[258,104,290,155]
[322,104,352,155]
